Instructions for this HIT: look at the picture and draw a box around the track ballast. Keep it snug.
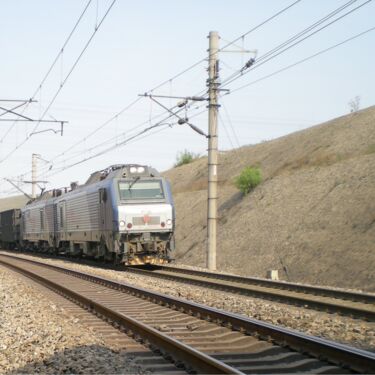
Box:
[126,265,375,321]
[1,253,374,374]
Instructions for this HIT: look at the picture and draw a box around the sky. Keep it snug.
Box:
[0,0,374,197]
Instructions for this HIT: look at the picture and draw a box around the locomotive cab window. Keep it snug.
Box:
[118,180,164,200]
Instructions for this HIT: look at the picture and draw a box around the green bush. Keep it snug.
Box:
[174,150,200,167]
[234,166,262,194]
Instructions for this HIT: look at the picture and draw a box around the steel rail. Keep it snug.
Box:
[0,253,374,373]
[158,265,375,303]
[125,266,375,321]
[0,255,240,374]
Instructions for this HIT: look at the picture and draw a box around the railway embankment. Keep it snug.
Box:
[164,105,375,291]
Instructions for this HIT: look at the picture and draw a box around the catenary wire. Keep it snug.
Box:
[220,99,241,149]
[221,0,372,88]
[228,25,375,94]
[36,102,193,174]
[44,106,208,177]
[35,0,303,171]
[9,0,301,179]
[0,0,93,144]
[0,0,117,165]
[144,0,303,95]
[16,24,375,191]
[220,0,359,86]
[45,103,208,174]
[0,0,313,195]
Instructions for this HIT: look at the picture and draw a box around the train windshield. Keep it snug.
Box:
[118,180,164,200]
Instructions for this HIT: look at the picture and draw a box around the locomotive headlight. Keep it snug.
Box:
[130,166,137,173]
[119,220,126,227]
[137,166,145,173]
[166,219,172,226]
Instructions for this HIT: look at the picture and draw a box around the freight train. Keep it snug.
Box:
[0,164,175,265]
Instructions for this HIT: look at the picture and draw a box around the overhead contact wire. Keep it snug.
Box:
[221,0,373,88]
[0,0,117,165]
[0,0,93,144]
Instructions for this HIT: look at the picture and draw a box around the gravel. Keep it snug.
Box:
[0,265,145,374]
[2,252,374,353]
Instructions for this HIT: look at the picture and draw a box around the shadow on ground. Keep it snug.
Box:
[6,345,147,374]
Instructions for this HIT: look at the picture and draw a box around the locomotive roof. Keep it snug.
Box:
[84,164,160,186]
[23,164,161,207]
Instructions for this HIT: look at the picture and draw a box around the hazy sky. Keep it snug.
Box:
[0,0,374,197]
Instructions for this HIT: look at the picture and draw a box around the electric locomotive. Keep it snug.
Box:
[20,164,175,265]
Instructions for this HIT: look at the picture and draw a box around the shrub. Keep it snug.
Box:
[234,166,262,195]
[174,150,200,167]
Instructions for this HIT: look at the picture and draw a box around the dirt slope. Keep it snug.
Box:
[164,106,375,291]
[0,195,29,212]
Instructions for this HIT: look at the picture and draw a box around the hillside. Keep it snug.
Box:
[0,195,29,212]
[164,106,375,292]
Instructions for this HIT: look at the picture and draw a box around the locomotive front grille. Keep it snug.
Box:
[132,216,160,225]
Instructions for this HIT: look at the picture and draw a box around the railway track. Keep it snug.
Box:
[0,253,374,374]
[126,265,375,321]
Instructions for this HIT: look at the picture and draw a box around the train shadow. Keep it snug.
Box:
[5,344,150,374]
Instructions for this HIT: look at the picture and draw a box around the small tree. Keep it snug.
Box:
[174,149,200,167]
[234,166,262,195]
[348,96,360,113]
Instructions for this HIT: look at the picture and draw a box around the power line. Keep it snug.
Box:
[220,99,241,149]
[37,103,190,174]
[228,25,375,94]
[33,90,208,177]
[249,0,358,65]
[40,103,208,177]
[34,103,208,181]
[221,0,372,88]
[144,0,303,95]
[0,0,93,144]
[46,96,143,164]
[47,0,303,165]
[0,0,305,192]
[0,0,117,165]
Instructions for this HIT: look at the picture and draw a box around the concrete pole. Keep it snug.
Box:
[31,153,39,199]
[207,31,219,271]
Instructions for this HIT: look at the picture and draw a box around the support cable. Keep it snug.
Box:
[0,0,93,144]
[15,0,301,176]
[221,0,372,88]
[228,25,375,95]
[0,0,117,165]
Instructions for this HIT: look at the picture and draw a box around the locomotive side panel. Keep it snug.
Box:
[64,190,100,241]
[22,205,43,243]
[54,183,115,257]
[21,197,55,249]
